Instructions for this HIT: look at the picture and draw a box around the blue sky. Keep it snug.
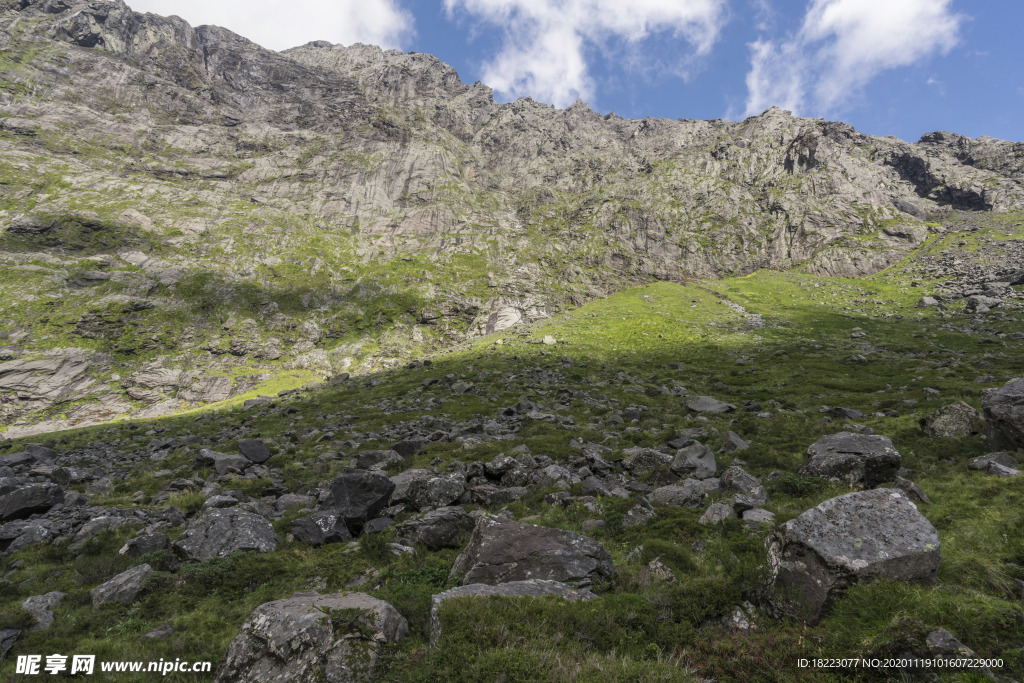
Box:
[126,0,1022,143]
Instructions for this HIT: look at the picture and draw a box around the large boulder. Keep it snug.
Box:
[214,592,408,683]
[0,484,64,521]
[195,449,249,475]
[330,469,395,531]
[449,517,614,588]
[173,509,279,562]
[429,580,595,647]
[919,401,983,438]
[799,432,900,488]
[768,489,940,624]
[395,506,474,551]
[23,591,64,631]
[719,466,769,506]
[91,564,152,607]
[982,378,1024,450]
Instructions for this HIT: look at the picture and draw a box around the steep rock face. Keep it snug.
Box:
[1,0,1023,433]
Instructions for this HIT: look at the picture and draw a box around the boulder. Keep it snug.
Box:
[390,473,463,512]
[768,489,940,623]
[687,395,736,413]
[670,443,717,479]
[649,479,719,508]
[291,512,352,546]
[0,628,18,660]
[354,450,403,470]
[119,533,169,557]
[621,447,673,475]
[429,580,595,647]
[0,484,64,521]
[173,509,279,562]
[449,517,614,587]
[214,592,407,683]
[799,432,900,488]
[395,506,475,550]
[720,431,751,452]
[195,449,249,475]
[699,503,736,525]
[23,591,64,631]
[919,401,983,438]
[330,469,395,531]
[968,452,1018,471]
[91,564,152,607]
[981,377,1024,450]
[238,439,271,464]
[719,466,769,506]
[621,505,655,528]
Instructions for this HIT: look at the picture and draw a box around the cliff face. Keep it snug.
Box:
[1,0,1022,433]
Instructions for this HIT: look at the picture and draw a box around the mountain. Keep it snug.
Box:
[2,0,1023,435]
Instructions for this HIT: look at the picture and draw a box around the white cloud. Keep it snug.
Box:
[126,0,415,52]
[444,0,728,108]
[743,0,962,117]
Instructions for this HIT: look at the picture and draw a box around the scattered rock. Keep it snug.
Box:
[670,443,717,479]
[719,466,769,506]
[768,489,940,624]
[214,592,408,683]
[981,377,1024,450]
[926,628,976,658]
[650,479,719,508]
[174,509,279,562]
[699,502,736,525]
[331,470,395,532]
[396,506,474,550]
[449,516,614,587]
[23,591,64,631]
[238,439,271,464]
[721,431,750,452]
[799,432,901,488]
[119,533,168,557]
[91,564,152,607]
[0,484,64,521]
[894,476,931,504]
[687,395,736,413]
[920,401,983,438]
[291,512,353,546]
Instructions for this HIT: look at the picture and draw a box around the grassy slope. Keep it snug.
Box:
[0,220,1023,682]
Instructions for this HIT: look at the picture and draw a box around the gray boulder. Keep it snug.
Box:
[621,448,672,475]
[291,512,352,546]
[981,377,1024,450]
[195,449,249,475]
[449,517,614,587]
[23,591,64,631]
[91,564,152,607]
[174,509,279,562]
[968,452,1018,471]
[396,506,474,550]
[0,628,18,660]
[330,469,395,531]
[699,503,736,525]
[919,401,983,438]
[799,432,900,488]
[768,489,940,624]
[687,395,736,413]
[214,592,408,683]
[719,466,769,506]
[354,450,403,470]
[650,479,719,508]
[119,533,169,557]
[721,431,751,452]
[390,473,463,511]
[429,580,594,647]
[621,505,655,528]
[670,443,717,479]
[0,484,64,521]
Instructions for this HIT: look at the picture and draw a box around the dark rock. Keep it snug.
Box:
[968,452,1018,471]
[214,592,407,683]
[449,516,614,587]
[195,449,249,475]
[119,533,169,557]
[291,512,353,546]
[238,439,271,464]
[720,431,750,452]
[981,377,1024,450]
[0,484,64,521]
[799,432,901,488]
[354,449,403,470]
[174,509,279,562]
[396,506,474,550]
[429,580,594,647]
[0,628,18,660]
[90,564,152,606]
[720,466,769,506]
[361,518,394,535]
[330,469,395,531]
[768,489,940,624]
[390,472,463,512]
[926,628,976,658]
[919,401,983,438]
[621,505,655,528]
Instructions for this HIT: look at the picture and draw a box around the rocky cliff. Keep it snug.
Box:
[1,0,1022,433]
